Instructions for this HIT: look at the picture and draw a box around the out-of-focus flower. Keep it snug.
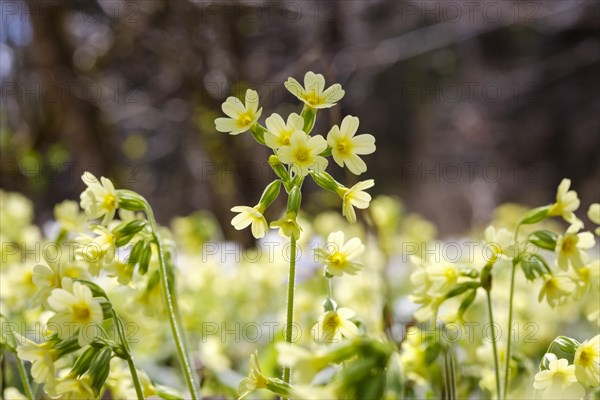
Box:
[277,131,328,177]
[47,279,104,346]
[533,357,585,399]
[75,225,117,275]
[336,180,374,223]
[52,375,95,400]
[588,203,600,235]
[54,200,87,233]
[15,333,58,387]
[574,334,599,387]
[554,222,595,271]
[215,89,262,135]
[548,179,580,223]
[80,172,119,226]
[315,231,364,276]
[484,225,514,262]
[32,258,90,307]
[231,205,268,239]
[264,113,304,149]
[538,274,577,307]
[399,327,429,385]
[327,116,375,175]
[284,71,345,109]
[313,307,359,343]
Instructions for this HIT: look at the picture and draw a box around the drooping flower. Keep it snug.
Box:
[554,222,595,271]
[284,71,345,109]
[548,179,580,223]
[80,172,119,226]
[231,205,268,239]
[315,231,364,277]
[47,279,104,346]
[52,375,95,400]
[264,113,304,150]
[326,116,376,175]
[215,89,262,135]
[15,333,59,387]
[538,274,577,307]
[270,214,302,240]
[277,131,328,177]
[533,357,585,399]
[336,179,375,223]
[238,351,269,399]
[574,334,600,387]
[314,307,359,343]
[75,225,117,275]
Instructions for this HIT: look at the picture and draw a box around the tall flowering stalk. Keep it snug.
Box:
[215,72,376,390]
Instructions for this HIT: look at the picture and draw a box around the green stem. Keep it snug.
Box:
[144,203,200,400]
[16,354,33,400]
[485,289,502,400]
[282,236,297,386]
[503,224,522,399]
[111,311,144,400]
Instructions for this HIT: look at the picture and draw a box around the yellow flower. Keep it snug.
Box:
[277,131,328,177]
[264,113,304,149]
[75,225,117,275]
[327,115,376,175]
[284,71,345,109]
[270,214,302,240]
[47,279,104,346]
[336,179,374,223]
[215,89,262,135]
[315,231,364,276]
[231,205,268,239]
[533,357,585,399]
[52,375,95,400]
[555,222,595,271]
[32,257,90,307]
[484,225,514,261]
[574,334,600,387]
[15,333,58,387]
[548,178,580,223]
[538,274,576,307]
[80,172,119,226]
[314,307,359,343]
[54,200,87,233]
[238,351,269,400]
[588,203,600,235]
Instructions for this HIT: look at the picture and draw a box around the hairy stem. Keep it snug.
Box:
[486,289,502,399]
[282,236,297,387]
[16,355,33,400]
[144,203,200,400]
[112,311,144,399]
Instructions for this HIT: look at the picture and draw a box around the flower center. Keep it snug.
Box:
[239,113,253,127]
[329,252,346,266]
[304,92,321,106]
[72,303,91,323]
[294,148,309,162]
[561,236,577,253]
[336,139,352,155]
[102,194,116,210]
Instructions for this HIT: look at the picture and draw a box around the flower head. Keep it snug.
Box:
[336,180,375,223]
[538,274,576,307]
[264,113,304,149]
[314,307,359,343]
[54,200,87,233]
[284,71,345,109]
[327,116,375,175]
[52,375,95,400]
[270,214,302,240]
[315,231,364,276]
[574,334,600,387]
[549,179,580,223]
[80,172,118,226]
[555,222,595,271]
[75,225,117,275]
[533,357,585,399]
[47,278,104,346]
[238,351,269,399]
[484,225,514,261]
[231,205,268,239]
[15,333,58,387]
[277,131,328,177]
[215,89,262,135]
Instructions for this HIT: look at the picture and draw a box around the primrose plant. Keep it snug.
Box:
[215,71,379,397]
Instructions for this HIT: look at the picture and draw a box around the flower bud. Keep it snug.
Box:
[258,180,281,210]
[71,346,101,377]
[249,124,267,145]
[269,155,290,181]
[138,243,153,275]
[552,336,580,354]
[90,347,112,394]
[528,230,558,251]
[116,190,147,212]
[322,298,337,312]
[309,171,341,193]
[520,206,550,225]
[287,186,302,217]
[114,220,147,247]
[301,105,317,133]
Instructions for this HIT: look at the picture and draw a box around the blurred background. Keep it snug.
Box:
[1,0,599,239]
